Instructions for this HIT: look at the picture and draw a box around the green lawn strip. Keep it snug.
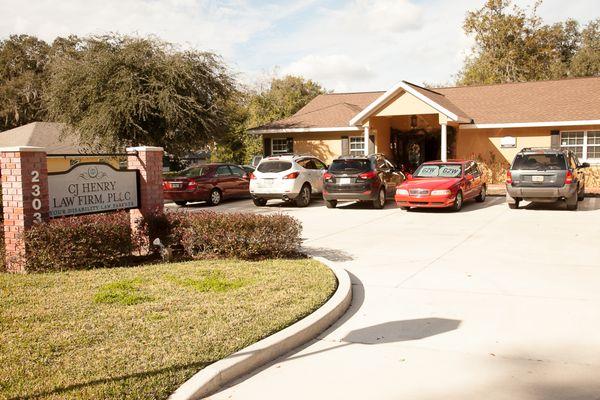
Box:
[0,259,336,400]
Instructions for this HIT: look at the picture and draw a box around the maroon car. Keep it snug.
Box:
[163,164,250,206]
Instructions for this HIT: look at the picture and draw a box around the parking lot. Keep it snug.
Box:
[169,196,600,400]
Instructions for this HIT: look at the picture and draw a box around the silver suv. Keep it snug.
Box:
[506,148,589,210]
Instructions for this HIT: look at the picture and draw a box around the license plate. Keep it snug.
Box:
[532,175,544,182]
[339,178,352,185]
[170,182,182,188]
[258,179,274,188]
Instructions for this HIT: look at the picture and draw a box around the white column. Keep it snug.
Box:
[363,126,370,156]
[441,123,448,162]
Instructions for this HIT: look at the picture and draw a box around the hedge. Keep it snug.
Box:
[24,212,134,272]
[0,210,303,272]
[140,211,303,260]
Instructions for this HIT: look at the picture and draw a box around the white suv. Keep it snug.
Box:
[250,155,328,207]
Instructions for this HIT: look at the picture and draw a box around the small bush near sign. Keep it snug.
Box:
[139,211,303,260]
[24,212,134,272]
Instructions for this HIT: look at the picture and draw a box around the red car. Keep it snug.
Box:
[163,163,250,206]
[394,160,487,211]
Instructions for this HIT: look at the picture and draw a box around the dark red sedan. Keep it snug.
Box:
[163,163,250,206]
[394,160,487,211]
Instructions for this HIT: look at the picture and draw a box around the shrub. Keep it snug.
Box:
[143,211,303,260]
[24,211,134,272]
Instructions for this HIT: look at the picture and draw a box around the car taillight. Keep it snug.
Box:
[323,172,333,180]
[506,171,513,184]
[565,170,573,184]
[283,172,299,180]
[358,171,377,180]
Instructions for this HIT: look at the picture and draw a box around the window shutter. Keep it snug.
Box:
[286,137,294,154]
[263,137,271,156]
[550,130,560,149]
[368,135,375,154]
[341,136,349,156]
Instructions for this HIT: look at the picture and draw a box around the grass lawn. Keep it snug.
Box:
[0,259,336,400]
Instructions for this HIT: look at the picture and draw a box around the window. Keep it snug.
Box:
[257,161,292,173]
[512,154,566,170]
[313,159,327,170]
[330,159,371,174]
[413,164,462,178]
[229,165,246,177]
[561,131,600,162]
[215,166,231,176]
[271,138,289,154]
[349,136,365,156]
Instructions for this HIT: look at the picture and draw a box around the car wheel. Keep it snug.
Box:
[325,199,337,208]
[401,206,411,211]
[566,192,578,210]
[207,188,222,206]
[252,197,267,207]
[295,184,311,207]
[373,187,386,209]
[475,185,486,202]
[174,201,187,206]
[508,202,519,209]
[452,191,463,212]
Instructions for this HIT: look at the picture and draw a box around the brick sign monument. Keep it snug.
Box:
[0,146,164,273]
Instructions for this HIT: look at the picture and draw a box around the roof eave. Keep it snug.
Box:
[248,126,363,135]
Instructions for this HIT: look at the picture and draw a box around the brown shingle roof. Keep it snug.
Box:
[252,76,600,131]
[250,92,382,130]
[436,76,600,124]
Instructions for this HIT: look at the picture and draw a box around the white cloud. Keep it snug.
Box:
[0,0,315,57]
[1,0,598,92]
[282,54,375,92]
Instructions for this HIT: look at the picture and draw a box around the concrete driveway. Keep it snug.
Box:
[169,196,600,400]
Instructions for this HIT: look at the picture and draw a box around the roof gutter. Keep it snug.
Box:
[248,126,362,135]
[461,120,600,129]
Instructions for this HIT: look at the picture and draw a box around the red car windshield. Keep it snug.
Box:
[413,164,462,178]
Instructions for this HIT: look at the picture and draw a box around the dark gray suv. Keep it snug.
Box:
[506,148,589,210]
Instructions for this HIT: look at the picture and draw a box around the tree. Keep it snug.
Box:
[213,75,326,164]
[457,0,597,85]
[247,75,325,128]
[571,19,600,77]
[45,34,235,155]
[0,35,50,130]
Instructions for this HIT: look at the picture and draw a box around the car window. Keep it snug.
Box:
[472,162,482,177]
[512,154,566,170]
[215,166,231,176]
[304,160,318,169]
[165,166,206,178]
[229,165,246,177]
[413,164,462,178]
[329,159,371,174]
[313,159,327,170]
[257,161,292,173]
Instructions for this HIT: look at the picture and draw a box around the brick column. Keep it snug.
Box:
[0,146,48,272]
[127,146,164,246]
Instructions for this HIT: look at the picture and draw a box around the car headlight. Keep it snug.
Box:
[431,189,451,196]
[396,188,409,195]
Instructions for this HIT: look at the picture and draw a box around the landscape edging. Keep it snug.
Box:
[168,257,352,400]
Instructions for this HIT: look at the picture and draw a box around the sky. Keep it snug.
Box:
[0,0,599,92]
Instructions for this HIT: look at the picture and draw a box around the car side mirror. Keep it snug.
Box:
[466,174,474,181]
[406,173,413,180]
[579,162,591,168]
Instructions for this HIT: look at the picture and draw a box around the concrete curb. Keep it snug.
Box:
[169,257,352,400]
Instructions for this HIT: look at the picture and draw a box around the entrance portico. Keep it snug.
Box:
[352,81,470,167]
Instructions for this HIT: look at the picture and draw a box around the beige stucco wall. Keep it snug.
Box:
[263,132,354,163]
[456,124,600,184]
